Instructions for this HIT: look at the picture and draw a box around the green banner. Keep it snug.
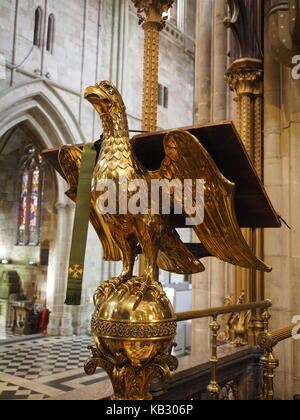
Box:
[65,142,97,305]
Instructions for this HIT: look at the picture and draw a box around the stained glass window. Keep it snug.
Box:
[167,1,185,32]
[18,171,29,246]
[17,145,45,246]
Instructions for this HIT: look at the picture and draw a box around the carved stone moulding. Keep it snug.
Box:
[225,58,263,96]
[131,0,174,27]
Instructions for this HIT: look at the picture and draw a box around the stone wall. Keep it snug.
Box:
[192,0,236,356]
[192,0,300,400]
[264,38,300,399]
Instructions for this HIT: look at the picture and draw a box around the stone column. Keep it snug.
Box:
[0,299,7,339]
[194,0,212,123]
[225,59,264,324]
[264,26,297,401]
[60,304,74,336]
[192,0,213,354]
[210,0,229,310]
[72,225,109,336]
[47,201,75,336]
[263,0,300,398]
[212,0,228,123]
[109,0,129,93]
[59,202,76,336]
[223,2,265,342]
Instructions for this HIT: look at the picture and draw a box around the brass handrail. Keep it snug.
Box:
[257,322,300,400]
[174,299,272,400]
[258,324,300,350]
[175,300,272,322]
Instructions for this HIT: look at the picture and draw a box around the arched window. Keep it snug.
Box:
[168,0,185,32]
[46,14,55,53]
[168,0,178,26]
[17,145,45,246]
[33,7,43,47]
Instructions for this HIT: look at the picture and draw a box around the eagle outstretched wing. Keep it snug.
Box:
[57,145,203,274]
[58,146,122,262]
[149,129,271,272]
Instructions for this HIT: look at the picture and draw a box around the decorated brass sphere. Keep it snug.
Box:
[91,283,177,368]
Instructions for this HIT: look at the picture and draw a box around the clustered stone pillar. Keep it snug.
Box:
[192,0,213,354]
[263,0,300,398]
[225,59,263,169]
[225,58,265,337]
[193,0,234,354]
[222,0,267,343]
[47,201,75,336]
[195,0,212,124]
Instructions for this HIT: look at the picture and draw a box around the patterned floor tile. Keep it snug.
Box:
[0,334,107,400]
[0,381,47,400]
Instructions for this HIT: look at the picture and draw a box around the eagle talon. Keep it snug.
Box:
[133,292,144,311]
[117,284,130,301]
[149,283,166,302]
[94,277,124,305]
[132,278,153,310]
[105,282,118,299]
[93,285,107,306]
[117,276,142,302]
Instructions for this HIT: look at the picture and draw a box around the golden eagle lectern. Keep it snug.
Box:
[55,81,273,400]
[60,81,270,308]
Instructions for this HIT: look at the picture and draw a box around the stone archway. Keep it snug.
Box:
[0,79,84,146]
[0,79,85,336]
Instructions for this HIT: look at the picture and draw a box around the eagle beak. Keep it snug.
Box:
[84,85,112,114]
[84,86,102,104]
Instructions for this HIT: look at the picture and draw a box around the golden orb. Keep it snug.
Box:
[91,283,176,368]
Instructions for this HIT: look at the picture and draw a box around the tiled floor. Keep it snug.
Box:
[0,332,107,400]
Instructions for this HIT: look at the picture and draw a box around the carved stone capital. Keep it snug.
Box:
[55,201,68,211]
[131,0,174,29]
[225,58,263,96]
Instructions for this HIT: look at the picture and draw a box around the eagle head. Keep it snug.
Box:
[84,81,126,116]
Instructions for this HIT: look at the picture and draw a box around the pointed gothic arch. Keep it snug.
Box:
[0,80,85,329]
[0,79,84,147]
